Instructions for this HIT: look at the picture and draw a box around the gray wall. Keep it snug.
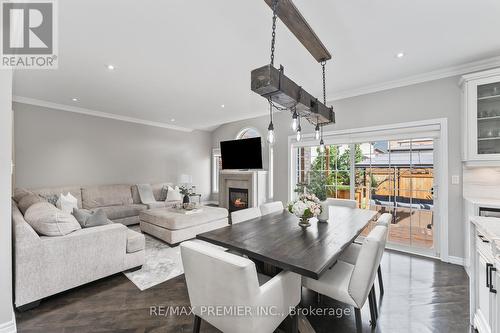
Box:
[212,76,464,258]
[0,71,14,329]
[14,102,212,199]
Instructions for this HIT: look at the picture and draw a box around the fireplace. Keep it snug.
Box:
[228,188,249,212]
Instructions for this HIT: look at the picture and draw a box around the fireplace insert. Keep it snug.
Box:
[228,188,249,212]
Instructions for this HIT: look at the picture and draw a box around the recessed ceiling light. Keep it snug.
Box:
[396,52,405,59]
[221,104,225,108]
[106,64,115,70]
[72,98,78,102]
[170,118,175,122]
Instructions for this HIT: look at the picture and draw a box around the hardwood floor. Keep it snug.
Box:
[15,250,470,333]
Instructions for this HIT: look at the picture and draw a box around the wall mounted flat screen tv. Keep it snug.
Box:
[220,137,263,170]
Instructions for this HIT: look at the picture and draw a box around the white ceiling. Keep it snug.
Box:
[13,0,500,131]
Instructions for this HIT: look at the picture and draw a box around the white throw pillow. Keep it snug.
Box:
[56,192,78,214]
[165,186,182,202]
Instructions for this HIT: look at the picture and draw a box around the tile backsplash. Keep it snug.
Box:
[463,167,500,199]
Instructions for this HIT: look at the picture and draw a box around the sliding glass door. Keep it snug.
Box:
[293,138,436,255]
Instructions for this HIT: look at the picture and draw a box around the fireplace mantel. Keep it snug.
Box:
[219,170,268,210]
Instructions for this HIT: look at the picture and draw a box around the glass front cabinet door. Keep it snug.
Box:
[462,69,500,163]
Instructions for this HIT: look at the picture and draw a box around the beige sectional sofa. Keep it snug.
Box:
[11,182,177,310]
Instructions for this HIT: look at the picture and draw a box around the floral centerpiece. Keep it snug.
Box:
[288,193,322,229]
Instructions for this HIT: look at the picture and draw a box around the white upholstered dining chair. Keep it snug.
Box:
[230,207,262,224]
[339,213,392,299]
[325,198,357,208]
[259,201,284,216]
[302,225,388,330]
[181,240,301,333]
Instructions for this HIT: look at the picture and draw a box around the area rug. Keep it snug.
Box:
[123,226,184,291]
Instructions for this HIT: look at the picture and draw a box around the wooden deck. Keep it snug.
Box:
[361,207,434,250]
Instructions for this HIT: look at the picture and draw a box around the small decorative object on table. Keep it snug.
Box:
[179,185,191,204]
[288,193,322,230]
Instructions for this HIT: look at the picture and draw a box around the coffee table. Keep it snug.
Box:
[139,206,228,245]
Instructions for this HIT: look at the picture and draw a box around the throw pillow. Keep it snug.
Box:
[24,202,81,236]
[18,193,45,215]
[166,185,182,202]
[73,208,109,228]
[56,192,78,214]
[159,185,169,201]
[13,188,33,203]
[40,194,59,206]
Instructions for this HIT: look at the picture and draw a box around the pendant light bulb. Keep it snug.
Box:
[319,139,325,153]
[315,124,320,140]
[296,125,302,142]
[267,122,275,145]
[291,111,298,131]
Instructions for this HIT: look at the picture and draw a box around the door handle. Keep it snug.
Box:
[490,266,497,294]
[487,263,492,288]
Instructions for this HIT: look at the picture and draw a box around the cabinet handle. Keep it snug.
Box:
[490,266,497,294]
[487,263,492,288]
[479,235,490,243]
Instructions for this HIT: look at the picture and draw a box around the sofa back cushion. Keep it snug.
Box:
[131,183,173,203]
[32,186,83,209]
[24,202,81,236]
[82,184,133,209]
[18,193,45,215]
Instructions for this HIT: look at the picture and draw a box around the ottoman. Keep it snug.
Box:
[139,206,229,245]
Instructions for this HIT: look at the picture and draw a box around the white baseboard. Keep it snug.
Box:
[447,256,465,266]
[0,311,16,333]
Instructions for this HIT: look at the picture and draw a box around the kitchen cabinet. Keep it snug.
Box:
[462,68,500,165]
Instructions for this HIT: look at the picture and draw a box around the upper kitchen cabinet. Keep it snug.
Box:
[462,68,500,166]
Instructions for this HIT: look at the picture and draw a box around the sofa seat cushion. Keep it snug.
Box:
[82,185,133,209]
[99,204,147,220]
[139,206,228,230]
[126,229,145,253]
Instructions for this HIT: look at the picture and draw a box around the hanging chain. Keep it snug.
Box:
[270,0,279,66]
[268,98,274,123]
[321,61,327,105]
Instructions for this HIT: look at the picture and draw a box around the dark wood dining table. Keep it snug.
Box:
[197,206,377,280]
[197,206,377,333]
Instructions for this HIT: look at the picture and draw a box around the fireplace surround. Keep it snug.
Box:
[219,170,269,211]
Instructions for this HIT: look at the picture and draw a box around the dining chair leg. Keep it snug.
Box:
[378,265,384,296]
[193,315,201,333]
[368,289,377,327]
[289,307,298,333]
[354,308,362,333]
[370,285,378,319]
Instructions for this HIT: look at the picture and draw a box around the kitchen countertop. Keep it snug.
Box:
[471,216,500,256]
[465,197,500,208]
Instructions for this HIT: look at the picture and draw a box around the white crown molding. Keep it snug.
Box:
[12,96,194,133]
[0,311,16,333]
[329,56,500,101]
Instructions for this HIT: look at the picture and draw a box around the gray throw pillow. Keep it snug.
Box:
[18,193,45,215]
[40,194,58,206]
[73,208,109,228]
[24,202,81,236]
[159,185,168,201]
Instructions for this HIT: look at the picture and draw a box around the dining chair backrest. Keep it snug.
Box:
[325,198,357,209]
[376,213,392,227]
[231,207,262,224]
[348,225,388,308]
[260,201,284,216]
[181,241,260,327]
